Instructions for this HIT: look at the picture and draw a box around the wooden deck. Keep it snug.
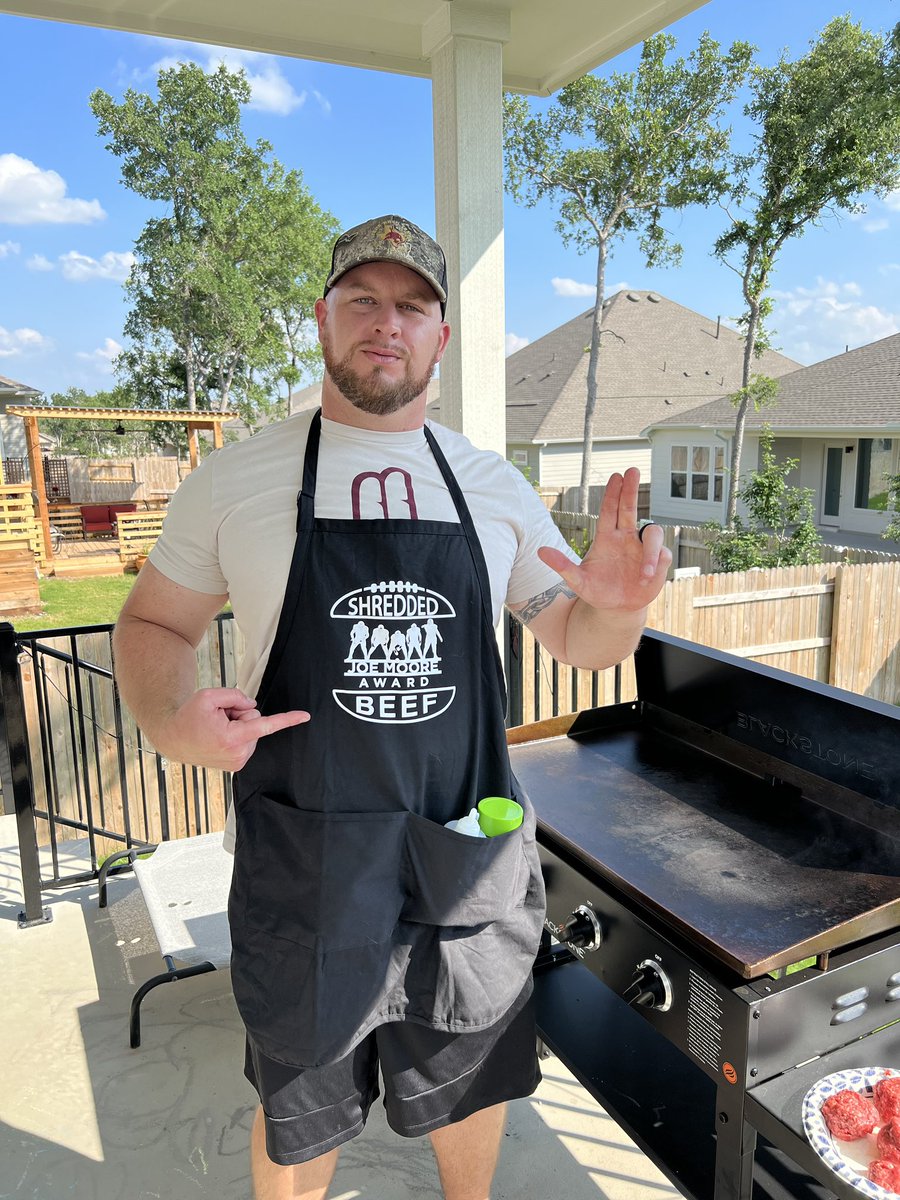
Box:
[47,537,132,578]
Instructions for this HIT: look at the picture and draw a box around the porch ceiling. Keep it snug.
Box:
[0,0,709,94]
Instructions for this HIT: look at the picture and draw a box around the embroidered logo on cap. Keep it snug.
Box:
[330,581,456,724]
[381,223,405,248]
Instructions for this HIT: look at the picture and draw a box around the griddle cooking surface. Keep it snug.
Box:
[511,723,900,977]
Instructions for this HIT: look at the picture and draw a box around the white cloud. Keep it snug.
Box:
[552,277,596,298]
[879,263,900,274]
[0,324,51,357]
[0,154,105,225]
[863,218,889,233]
[312,89,332,116]
[771,277,900,362]
[26,253,54,272]
[0,240,20,258]
[58,250,135,283]
[245,65,306,116]
[506,332,530,355]
[144,46,309,116]
[76,337,123,372]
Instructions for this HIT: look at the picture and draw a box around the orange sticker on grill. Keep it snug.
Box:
[723,1062,738,1084]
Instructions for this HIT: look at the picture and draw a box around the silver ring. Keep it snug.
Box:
[637,522,658,543]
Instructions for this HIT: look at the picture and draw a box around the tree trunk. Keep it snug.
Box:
[725,300,760,525]
[184,338,198,411]
[577,240,608,514]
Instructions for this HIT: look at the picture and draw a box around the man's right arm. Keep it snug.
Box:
[113,562,309,772]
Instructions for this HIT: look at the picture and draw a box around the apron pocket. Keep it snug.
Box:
[238,793,408,950]
[402,808,527,927]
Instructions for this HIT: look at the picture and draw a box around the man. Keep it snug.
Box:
[113,214,671,1200]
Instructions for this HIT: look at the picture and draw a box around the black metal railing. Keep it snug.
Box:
[504,613,622,727]
[0,615,237,927]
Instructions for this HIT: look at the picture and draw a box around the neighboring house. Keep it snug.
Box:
[500,291,799,492]
[0,373,45,459]
[643,331,900,542]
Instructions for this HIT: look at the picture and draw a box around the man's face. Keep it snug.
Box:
[315,261,450,417]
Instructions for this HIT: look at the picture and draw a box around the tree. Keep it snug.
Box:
[704,427,822,571]
[504,32,753,512]
[91,63,339,426]
[715,17,900,525]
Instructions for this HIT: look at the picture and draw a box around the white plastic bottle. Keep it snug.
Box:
[444,807,487,837]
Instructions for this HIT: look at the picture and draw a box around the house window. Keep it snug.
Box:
[670,444,724,501]
[511,450,528,466]
[855,438,894,510]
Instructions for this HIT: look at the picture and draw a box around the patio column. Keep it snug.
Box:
[187,424,200,470]
[424,5,509,457]
[23,415,53,564]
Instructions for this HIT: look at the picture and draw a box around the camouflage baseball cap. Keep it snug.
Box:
[324,215,448,313]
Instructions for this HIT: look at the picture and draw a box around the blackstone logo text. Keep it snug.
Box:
[735,711,876,781]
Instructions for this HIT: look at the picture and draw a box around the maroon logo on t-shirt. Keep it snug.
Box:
[351,468,418,519]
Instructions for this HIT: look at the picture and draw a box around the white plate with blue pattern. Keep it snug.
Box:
[802,1068,900,1198]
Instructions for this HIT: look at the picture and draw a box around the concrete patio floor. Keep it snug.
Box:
[2,815,680,1200]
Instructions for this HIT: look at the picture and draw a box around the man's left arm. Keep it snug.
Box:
[508,469,671,671]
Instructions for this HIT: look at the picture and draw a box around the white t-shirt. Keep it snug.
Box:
[150,409,577,698]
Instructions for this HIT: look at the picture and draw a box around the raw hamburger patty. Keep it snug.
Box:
[875,1080,900,1124]
[878,1118,900,1164]
[869,1158,900,1193]
[821,1090,879,1141]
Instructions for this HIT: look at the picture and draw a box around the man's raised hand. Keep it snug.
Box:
[537,469,671,614]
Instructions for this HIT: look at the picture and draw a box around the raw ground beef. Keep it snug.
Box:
[869,1158,900,1193]
[878,1118,900,1164]
[821,1089,879,1141]
[875,1080,900,1124]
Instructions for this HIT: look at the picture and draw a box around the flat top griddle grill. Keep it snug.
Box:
[511,631,900,980]
[511,633,900,1200]
[514,718,900,978]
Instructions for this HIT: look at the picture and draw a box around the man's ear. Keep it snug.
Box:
[314,296,329,342]
[435,321,451,363]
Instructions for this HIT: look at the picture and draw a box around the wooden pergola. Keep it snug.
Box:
[6,405,238,563]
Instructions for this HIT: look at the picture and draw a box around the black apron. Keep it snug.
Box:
[228,412,545,1069]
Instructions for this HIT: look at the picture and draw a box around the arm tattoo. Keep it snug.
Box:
[515,581,577,626]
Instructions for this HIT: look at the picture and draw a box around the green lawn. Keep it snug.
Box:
[12,575,138,632]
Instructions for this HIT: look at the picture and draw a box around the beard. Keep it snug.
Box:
[321,333,441,417]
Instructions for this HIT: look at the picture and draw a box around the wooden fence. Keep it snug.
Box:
[50,455,187,505]
[116,510,167,565]
[657,523,900,574]
[512,559,900,722]
[0,484,47,565]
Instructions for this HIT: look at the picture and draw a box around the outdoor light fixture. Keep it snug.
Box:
[114,423,126,436]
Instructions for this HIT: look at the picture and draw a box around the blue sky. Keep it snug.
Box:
[1,0,898,398]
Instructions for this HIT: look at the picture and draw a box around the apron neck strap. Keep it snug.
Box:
[297,409,322,532]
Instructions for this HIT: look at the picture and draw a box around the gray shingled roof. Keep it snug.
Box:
[646,331,900,433]
[504,291,800,443]
[0,374,41,394]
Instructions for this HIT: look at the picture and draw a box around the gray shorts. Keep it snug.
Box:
[244,979,540,1166]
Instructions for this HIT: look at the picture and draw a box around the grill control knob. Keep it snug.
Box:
[625,960,673,1012]
[556,904,603,953]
